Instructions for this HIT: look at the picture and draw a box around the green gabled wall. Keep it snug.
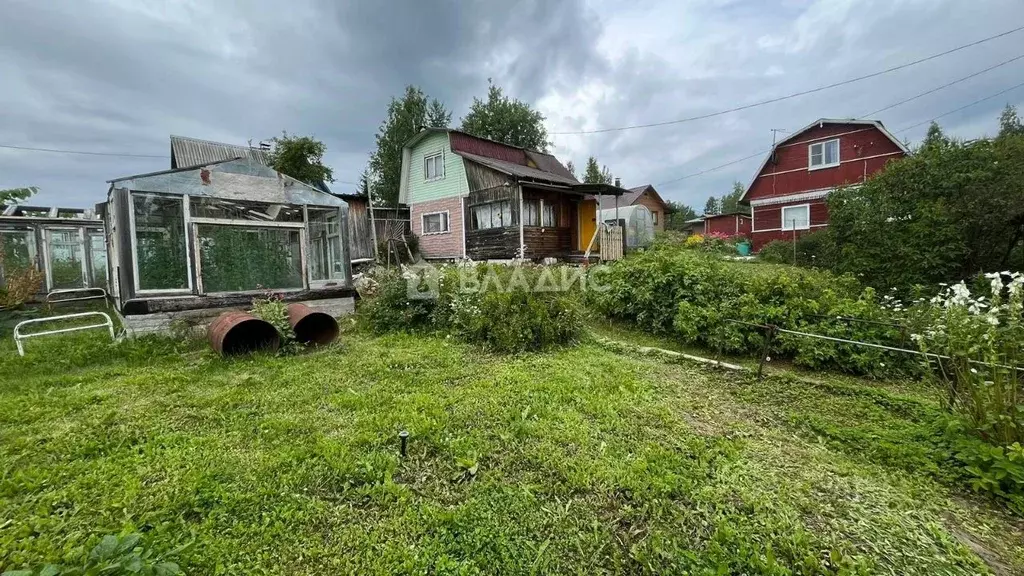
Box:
[406,132,468,203]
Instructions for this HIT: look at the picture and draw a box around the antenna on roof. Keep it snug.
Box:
[770,128,788,146]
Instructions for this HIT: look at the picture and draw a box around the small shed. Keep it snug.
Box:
[0,204,108,295]
[703,210,752,237]
[101,158,356,336]
[599,204,655,249]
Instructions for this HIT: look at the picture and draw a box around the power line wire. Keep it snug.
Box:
[550,25,1024,135]
[894,80,1024,133]
[655,77,1024,188]
[0,142,360,185]
[0,143,168,158]
[859,53,1024,118]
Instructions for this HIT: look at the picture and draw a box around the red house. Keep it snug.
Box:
[740,118,908,250]
[703,211,751,237]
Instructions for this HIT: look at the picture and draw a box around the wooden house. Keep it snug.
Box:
[398,128,628,260]
[740,119,909,250]
[703,210,752,237]
[599,184,669,232]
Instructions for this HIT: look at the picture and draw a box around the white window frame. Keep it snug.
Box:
[781,203,811,231]
[808,138,840,170]
[423,151,445,182]
[421,210,450,235]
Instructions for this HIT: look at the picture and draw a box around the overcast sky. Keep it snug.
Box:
[1,0,1022,210]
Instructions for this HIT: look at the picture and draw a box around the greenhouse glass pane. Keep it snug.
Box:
[133,195,188,290]
[197,225,303,292]
[88,230,108,288]
[308,210,344,282]
[47,229,84,289]
[0,229,37,287]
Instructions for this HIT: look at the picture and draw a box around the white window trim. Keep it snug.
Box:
[781,203,811,231]
[421,210,450,235]
[808,138,840,171]
[424,151,445,182]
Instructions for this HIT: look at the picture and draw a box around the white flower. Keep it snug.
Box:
[970,368,978,374]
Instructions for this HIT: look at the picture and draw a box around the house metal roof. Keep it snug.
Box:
[170,135,271,169]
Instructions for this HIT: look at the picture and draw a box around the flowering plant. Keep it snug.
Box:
[914,272,1023,445]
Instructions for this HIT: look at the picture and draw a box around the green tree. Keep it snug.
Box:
[719,181,745,214]
[427,99,452,129]
[922,121,949,150]
[664,200,698,231]
[565,161,576,179]
[998,104,1024,138]
[703,196,720,216]
[829,125,1024,292]
[582,156,613,184]
[266,133,334,190]
[0,187,38,205]
[460,80,548,151]
[369,85,450,206]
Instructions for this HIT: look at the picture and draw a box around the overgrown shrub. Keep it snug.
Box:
[757,231,834,269]
[358,267,436,333]
[359,264,585,353]
[591,246,918,377]
[757,240,792,264]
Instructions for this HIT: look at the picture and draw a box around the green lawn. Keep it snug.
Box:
[1,319,1023,574]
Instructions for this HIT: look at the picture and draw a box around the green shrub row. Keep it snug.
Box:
[589,247,920,378]
[359,264,585,353]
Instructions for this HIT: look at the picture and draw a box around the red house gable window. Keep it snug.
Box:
[808,138,839,170]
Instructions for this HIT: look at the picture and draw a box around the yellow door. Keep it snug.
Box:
[578,199,597,251]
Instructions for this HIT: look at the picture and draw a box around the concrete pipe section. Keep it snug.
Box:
[287,303,339,346]
[208,311,281,356]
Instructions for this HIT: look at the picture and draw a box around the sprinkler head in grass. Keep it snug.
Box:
[398,430,409,457]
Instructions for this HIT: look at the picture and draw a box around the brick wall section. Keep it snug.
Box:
[411,196,464,258]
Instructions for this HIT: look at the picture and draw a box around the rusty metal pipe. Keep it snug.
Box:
[286,303,339,346]
[208,311,280,356]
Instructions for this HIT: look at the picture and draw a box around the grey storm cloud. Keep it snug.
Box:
[0,0,1022,211]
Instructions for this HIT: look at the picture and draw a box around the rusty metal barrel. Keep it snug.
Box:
[287,303,339,346]
[208,311,281,356]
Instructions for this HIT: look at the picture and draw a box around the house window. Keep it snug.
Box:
[471,201,514,230]
[542,202,556,227]
[781,204,810,230]
[809,139,840,169]
[422,211,449,234]
[651,211,659,225]
[424,152,445,181]
[523,200,540,226]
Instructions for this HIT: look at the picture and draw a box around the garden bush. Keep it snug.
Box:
[590,246,919,377]
[757,231,835,269]
[359,263,585,353]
